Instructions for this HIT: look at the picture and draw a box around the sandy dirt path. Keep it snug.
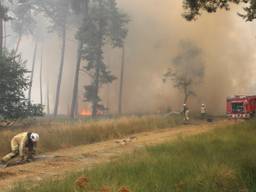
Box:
[0,120,235,191]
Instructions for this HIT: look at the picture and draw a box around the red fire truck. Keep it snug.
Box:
[226,95,256,119]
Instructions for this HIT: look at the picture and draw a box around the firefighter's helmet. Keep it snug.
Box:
[30,133,39,142]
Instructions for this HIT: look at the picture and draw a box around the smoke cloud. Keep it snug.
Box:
[15,0,256,115]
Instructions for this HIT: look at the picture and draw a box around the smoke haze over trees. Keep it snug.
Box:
[2,0,256,116]
[163,41,204,104]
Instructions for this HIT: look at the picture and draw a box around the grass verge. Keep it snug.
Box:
[9,119,256,192]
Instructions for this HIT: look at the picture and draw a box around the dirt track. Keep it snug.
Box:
[0,120,235,191]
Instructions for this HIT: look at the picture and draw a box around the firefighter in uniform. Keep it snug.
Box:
[200,104,207,119]
[1,132,39,165]
[182,104,190,121]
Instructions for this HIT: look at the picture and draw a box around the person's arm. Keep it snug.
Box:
[26,142,37,161]
[31,142,37,155]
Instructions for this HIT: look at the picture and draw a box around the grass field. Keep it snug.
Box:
[0,115,183,157]
[9,119,256,192]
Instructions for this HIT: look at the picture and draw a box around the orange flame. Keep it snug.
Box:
[80,108,92,116]
[80,107,106,116]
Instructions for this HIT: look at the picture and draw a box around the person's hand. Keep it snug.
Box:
[20,155,25,161]
[26,158,33,163]
[26,154,34,162]
[31,149,36,155]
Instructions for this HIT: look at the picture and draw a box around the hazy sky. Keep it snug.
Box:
[15,0,256,115]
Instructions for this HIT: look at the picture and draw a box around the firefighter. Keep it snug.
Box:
[182,104,190,121]
[1,132,39,166]
[200,104,207,119]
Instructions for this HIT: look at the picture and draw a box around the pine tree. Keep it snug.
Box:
[77,0,128,117]
[70,0,89,119]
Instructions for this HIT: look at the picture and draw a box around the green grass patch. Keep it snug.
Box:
[9,119,256,192]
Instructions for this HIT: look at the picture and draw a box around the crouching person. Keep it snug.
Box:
[1,132,39,166]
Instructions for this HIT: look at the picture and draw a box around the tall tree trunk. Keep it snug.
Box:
[70,0,89,119]
[40,52,43,105]
[3,21,6,50]
[15,34,22,54]
[0,5,3,55]
[92,60,100,118]
[118,45,125,115]
[70,41,82,119]
[28,41,38,101]
[92,1,103,118]
[54,25,66,116]
[105,84,110,112]
[47,82,50,115]
[183,86,188,104]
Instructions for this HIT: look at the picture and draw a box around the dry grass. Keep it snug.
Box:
[74,176,89,190]
[99,186,112,192]
[0,115,182,157]
[73,176,131,192]
[10,120,256,192]
[118,187,131,192]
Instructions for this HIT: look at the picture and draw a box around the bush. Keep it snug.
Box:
[0,52,43,122]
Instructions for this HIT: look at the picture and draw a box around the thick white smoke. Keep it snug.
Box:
[14,0,256,115]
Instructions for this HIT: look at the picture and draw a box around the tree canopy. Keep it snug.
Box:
[11,1,36,37]
[163,41,204,104]
[183,0,256,21]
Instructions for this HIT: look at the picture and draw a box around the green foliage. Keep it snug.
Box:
[163,41,204,103]
[0,52,29,119]
[0,1,11,21]
[36,0,71,35]
[0,52,43,120]
[11,1,37,37]
[77,0,128,116]
[71,0,89,14]
[25,103,44,117]
[11,119,256,192]
[183,0,256,21]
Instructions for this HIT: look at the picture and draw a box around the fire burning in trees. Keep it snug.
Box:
[80,108,92,116]
[80,107,105,116]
